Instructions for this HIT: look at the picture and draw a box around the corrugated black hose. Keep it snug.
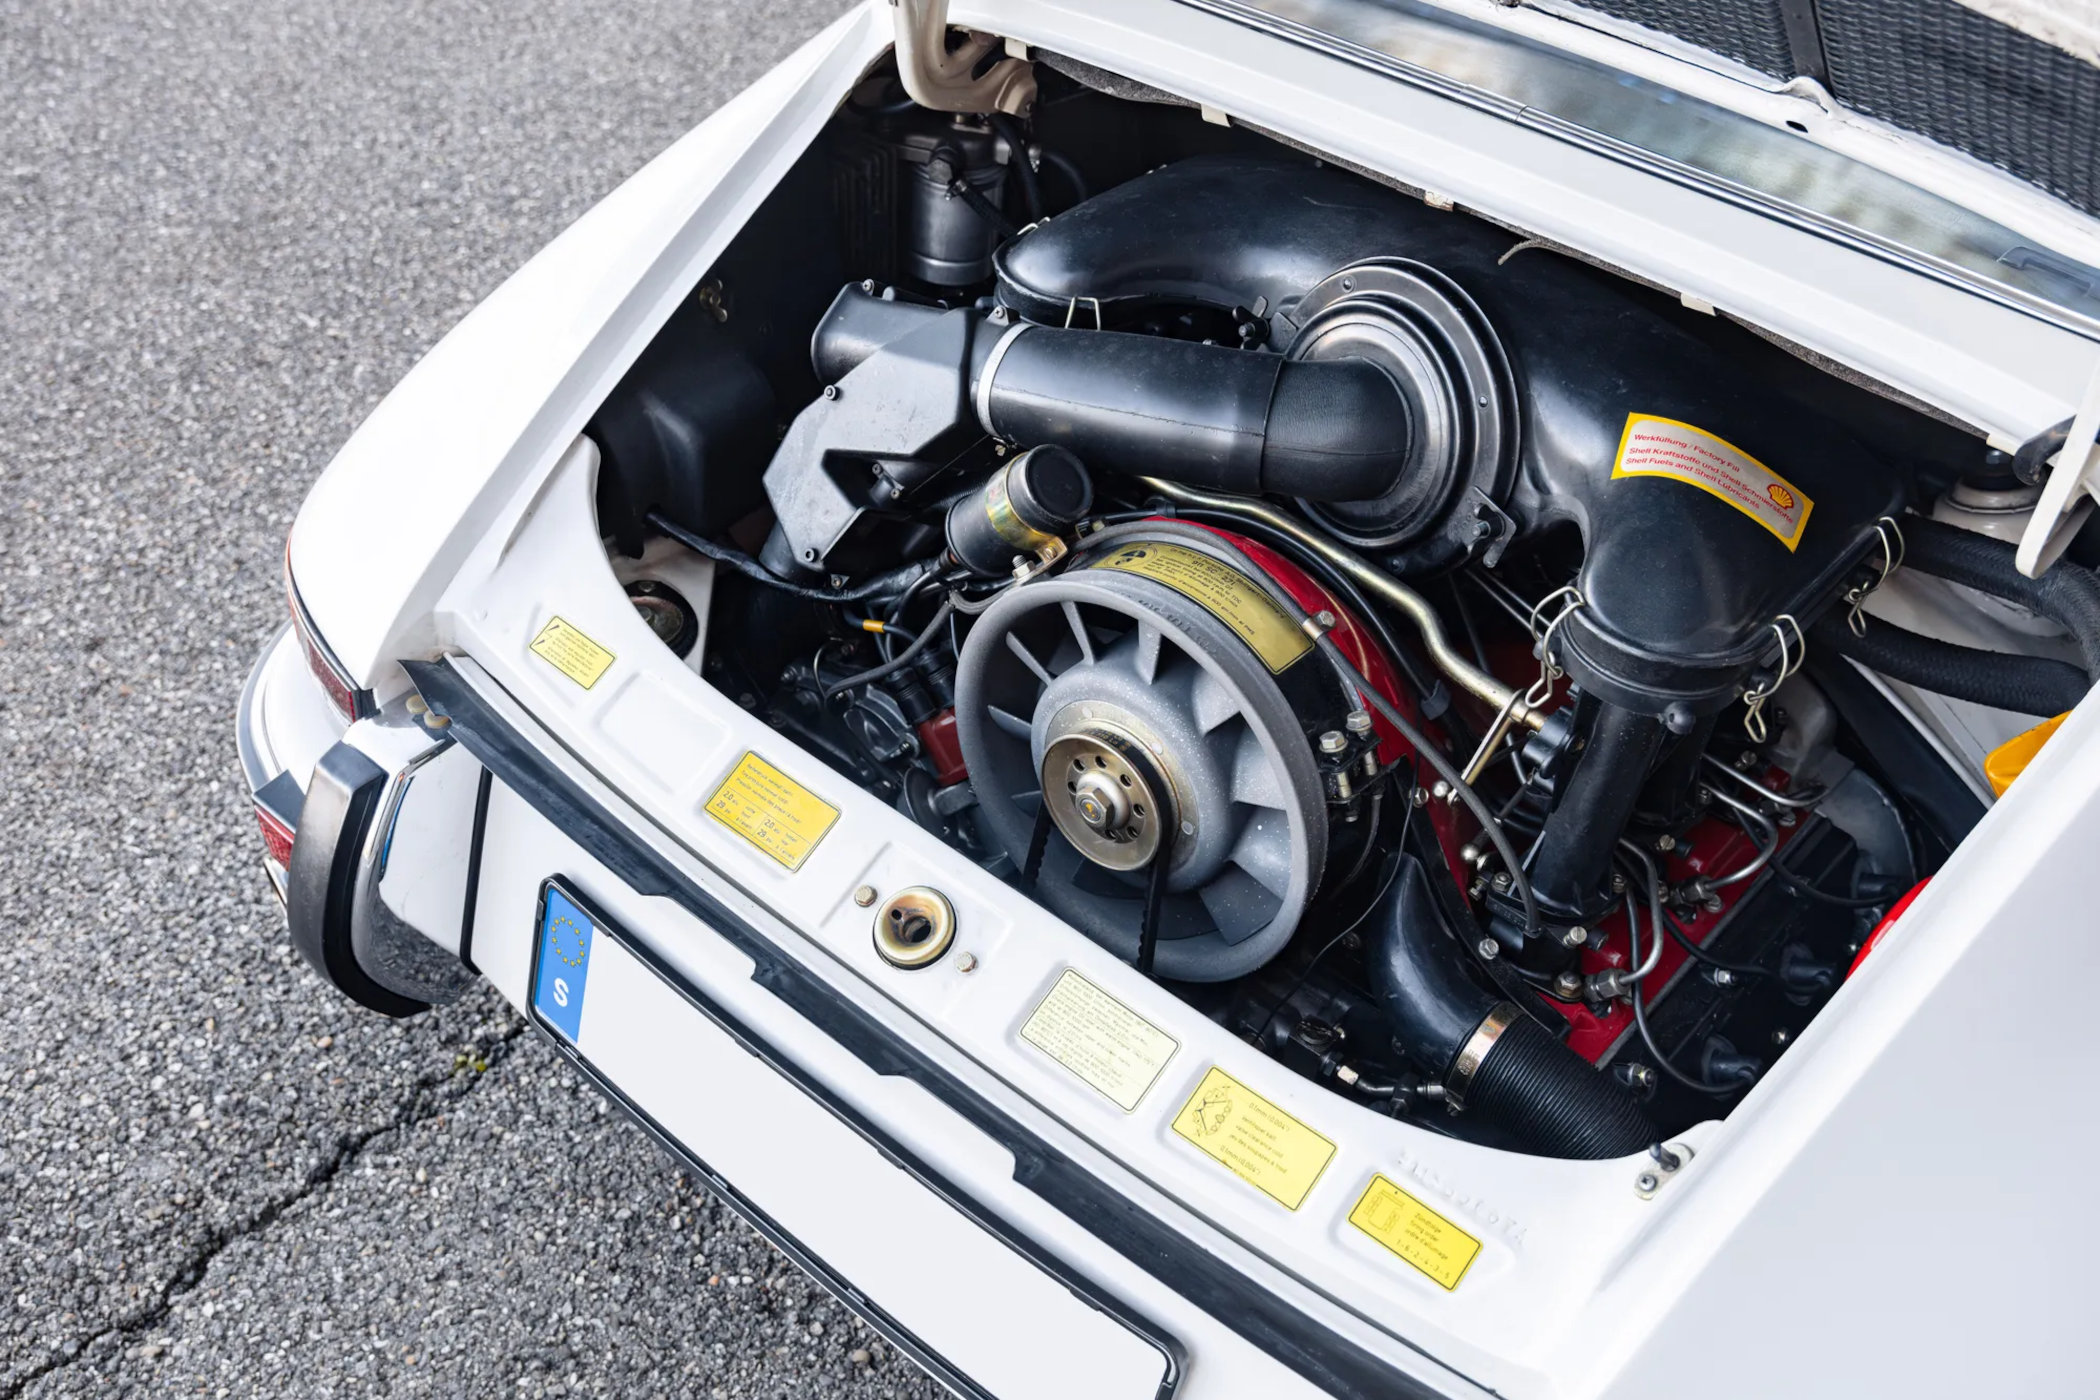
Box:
[1810,614,2089,717]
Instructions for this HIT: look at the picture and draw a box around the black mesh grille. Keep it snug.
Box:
[1568,0,2100,216]
[1575,0,1795,77]
[1819,0,2100,217]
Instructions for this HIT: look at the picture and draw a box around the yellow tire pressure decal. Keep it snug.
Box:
[1349,1174,1483,1290]
[1171,1066,1335,1210]
[530,616,617,689]
[704,752,839,872]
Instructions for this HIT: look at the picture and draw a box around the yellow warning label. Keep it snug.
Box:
[1171,1066,1335,1210]
[1092,541,1311,673]
[1612,414,1813,551]
[1349,1174,1483,1291]
[1020,969,1179,1112]
[529,616,617,690]
[703,752,839,872]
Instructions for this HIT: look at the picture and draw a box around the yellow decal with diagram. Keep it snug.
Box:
[1171,1065,1335,1209]
[704,752,840,872]
[1093,541,1311,673]
[1611,413,1813,551]
[530,616,617,689]
[1349,1174,1483,1291]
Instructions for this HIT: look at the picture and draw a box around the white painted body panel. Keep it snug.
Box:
[470,792,1191,1400]
[271,2,2100,1395]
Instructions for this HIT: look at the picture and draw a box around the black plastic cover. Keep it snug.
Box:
[996,156,1907,711]
[591,309,775,556]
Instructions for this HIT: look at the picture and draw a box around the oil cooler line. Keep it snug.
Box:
[1136,477,1549,736]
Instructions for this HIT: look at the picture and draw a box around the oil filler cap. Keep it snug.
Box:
[872,887,957,969]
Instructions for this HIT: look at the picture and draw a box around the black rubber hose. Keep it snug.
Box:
[648,511,933,603]
[1369,857,1651,1159]
[1811,613,2089,716]
[1531,703,1669,924]
[1039,148,1088,205]
[985,113,1042,223]
[946,169,1019,240]
[1901,515,2100,679]
[977,326,1413,502]
[820,598,956,700]
[1369,856,1500,1069]
[1467,1016,1656,1157]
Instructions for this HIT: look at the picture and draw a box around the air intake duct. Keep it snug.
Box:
[970,320,1416,503]
[764,266,1509,575]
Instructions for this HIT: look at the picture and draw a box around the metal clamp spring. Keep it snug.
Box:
[1843,515,1906,636]
[1741,614,1806,743]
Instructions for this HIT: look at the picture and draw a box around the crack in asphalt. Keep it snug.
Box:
[2,1021,529,1398]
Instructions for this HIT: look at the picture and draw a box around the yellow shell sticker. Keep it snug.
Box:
[529,616,617,690]
[1612,413,1814,551]
[1020,969,1179,1112]
[1171,1066,1335,1210]
[1349,1174,1483,1291]
[1092,542,1311,673]
[703,752,840,872]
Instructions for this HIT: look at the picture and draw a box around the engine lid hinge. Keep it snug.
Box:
[2014,352,2100,577]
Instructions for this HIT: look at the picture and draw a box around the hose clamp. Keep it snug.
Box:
[974,321,1032,437]
[1444,1001,1522,1112]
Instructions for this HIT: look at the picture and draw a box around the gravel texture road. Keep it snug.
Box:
[0,1,947,1394]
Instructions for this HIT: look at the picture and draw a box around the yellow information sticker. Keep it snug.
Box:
[1171,1066,1335,1210]
[1348,1174,1483,1291]
[1020,969,1179,1112]
[703,752,840,872]
[1611,413,1814,551]
[1092,541,1311,673]
[529,616,617,690]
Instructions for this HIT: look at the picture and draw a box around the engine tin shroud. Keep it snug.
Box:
[994,155,1909,713]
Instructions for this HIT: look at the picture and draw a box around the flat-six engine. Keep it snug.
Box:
[595,74,2099,1159]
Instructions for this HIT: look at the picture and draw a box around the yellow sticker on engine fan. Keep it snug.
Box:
[1171,1066,1335,1210]
[1349,1174,1483,1291]
[703,752,839,872]
[529,616,616,690]
[1020,969,1180,1112]
[1612,414,1813,550]
[1092,542,1311,673]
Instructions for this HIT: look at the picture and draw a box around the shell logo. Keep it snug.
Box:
[1767,482,1797,511]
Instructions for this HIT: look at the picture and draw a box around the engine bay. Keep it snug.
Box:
[579,57,2098,1160]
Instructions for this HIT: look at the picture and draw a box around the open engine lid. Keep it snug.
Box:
[1175,0,2100,333]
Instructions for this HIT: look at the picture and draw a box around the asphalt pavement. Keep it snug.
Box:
[0,1,946,1394]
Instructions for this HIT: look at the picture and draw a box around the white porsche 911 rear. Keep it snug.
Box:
[237,2,2100,1395]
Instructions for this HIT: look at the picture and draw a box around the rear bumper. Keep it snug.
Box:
[237,607,1482,1397]
[408,654,1486,1400]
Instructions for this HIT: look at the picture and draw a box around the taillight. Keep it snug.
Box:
[284,544,371,723]
[255,800,296,868]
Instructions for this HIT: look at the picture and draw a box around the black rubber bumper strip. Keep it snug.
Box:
[287,742,428,1018]
[405,658,1462,1400]
[456,765,495,975]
